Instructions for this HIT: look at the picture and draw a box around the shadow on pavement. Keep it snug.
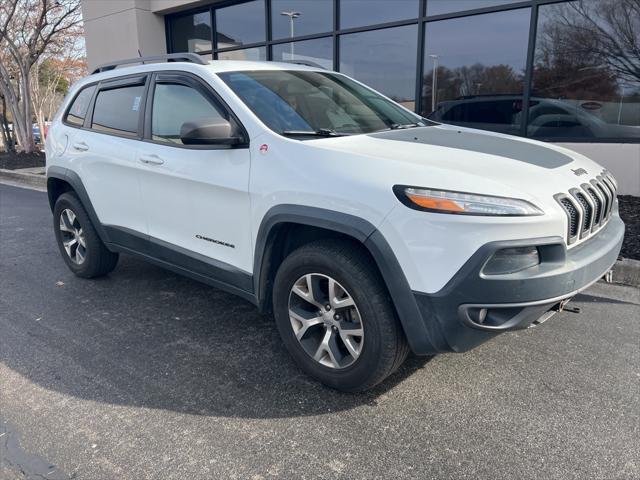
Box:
[1,253,433,419]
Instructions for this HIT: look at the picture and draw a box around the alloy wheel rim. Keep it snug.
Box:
[288,273,364,369]
[59,208,87,264]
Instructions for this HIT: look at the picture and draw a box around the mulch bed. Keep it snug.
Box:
[618,195,639,261]
[0,151,45,170]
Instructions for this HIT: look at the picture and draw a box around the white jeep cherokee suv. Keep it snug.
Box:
[46,54,624,392]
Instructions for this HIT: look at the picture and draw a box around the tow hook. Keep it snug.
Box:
[556,298,581,314]
[563,305,581,314]
[530,298,580,327]
[604,269,614,283]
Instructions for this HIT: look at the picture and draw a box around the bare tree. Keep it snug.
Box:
[30,55,85,144]
[1,91,16,152]
[536,0,640,88]
[0,0,82,153]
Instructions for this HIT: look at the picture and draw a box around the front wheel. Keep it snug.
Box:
[272,239,409,392]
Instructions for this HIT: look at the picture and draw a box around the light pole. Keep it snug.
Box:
[281,11,301,57]
[617,85,626,125]
[429,54,439,112]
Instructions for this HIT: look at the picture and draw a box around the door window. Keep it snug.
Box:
[91,84,145,137]
[151,82,226,145]
[65,85,96,126]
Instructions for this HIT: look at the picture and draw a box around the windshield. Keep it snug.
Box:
[218,70,427,137]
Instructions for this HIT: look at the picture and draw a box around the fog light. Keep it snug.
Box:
[482,246,540,275]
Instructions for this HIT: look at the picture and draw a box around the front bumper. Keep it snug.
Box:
[408,214,625,354]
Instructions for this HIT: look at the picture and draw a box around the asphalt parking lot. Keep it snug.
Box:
[1,183,639,480]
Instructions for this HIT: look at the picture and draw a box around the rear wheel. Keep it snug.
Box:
[53,192,119,278]
[273,239,409,392]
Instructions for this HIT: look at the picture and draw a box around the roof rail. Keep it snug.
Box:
[91,53,207,75]
[279,59,326,70]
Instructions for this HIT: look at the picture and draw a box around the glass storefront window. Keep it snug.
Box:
[340,0,419,29]
[340,25,418,110]
[164,0,638,143]
[170,11,212,53]
[529,0,640,140]
[427,0,522,16]
[272,37,333,69]
[271,0,333,39]
[422,8,530,136]
[217,47,267,61]
[216,0,265,49]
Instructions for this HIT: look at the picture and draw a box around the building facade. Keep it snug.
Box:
[82,0,640,195]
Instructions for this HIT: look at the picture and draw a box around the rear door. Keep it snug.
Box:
[136,72,252,275]
[66,75,148,236]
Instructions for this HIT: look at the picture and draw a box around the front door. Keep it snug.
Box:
[136,72,253,280]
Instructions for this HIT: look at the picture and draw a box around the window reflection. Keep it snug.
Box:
[427,0,522,16]
[272,37,333,69]
[170,11,212,53]
[422,8,530,135]
[217,47,266,61]
[216,0,265,48]
[340,25,418,110]
[340,0,419,29]
[529,0,640,140]
[271,0,332,39]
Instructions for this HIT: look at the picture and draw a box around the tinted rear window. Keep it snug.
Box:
[65,85,96,126]
[91,85,145,137]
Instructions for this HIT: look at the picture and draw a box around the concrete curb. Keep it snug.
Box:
[611,258,640,288]
[0,167,46,189]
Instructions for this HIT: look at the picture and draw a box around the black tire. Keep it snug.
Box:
[272,239,409,392]
[53,192,119,278]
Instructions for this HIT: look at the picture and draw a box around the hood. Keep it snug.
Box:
[308,124,606,206]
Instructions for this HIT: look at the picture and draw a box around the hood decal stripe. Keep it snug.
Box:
[369,127,573,169]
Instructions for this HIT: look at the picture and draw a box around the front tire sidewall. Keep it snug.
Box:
[273,250,389,391]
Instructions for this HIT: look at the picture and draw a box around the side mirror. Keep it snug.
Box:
[180,117,243,146]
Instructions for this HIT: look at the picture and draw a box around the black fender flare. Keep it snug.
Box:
[253,204,445,354]
[46,166,111,244]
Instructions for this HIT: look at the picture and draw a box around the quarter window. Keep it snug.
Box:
[151,82,226,144]
[91,84,145,137]
[65,85,96,126]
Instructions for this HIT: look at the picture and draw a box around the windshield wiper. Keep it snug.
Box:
[281,128,350,137]
[389,122,422,130]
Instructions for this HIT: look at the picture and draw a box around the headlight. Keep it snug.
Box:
[393,186,543,216]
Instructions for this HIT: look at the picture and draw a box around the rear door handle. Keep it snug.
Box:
[72,141,88,152]
[139,154,165,166]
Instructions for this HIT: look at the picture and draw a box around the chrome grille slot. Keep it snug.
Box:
[600,175,617,216]
[571,189,593,237]
[555,169,617,244]
[557,196,581,243]
[594,179,611,219]
[586,186,604,226]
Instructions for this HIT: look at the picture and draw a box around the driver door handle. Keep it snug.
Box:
[72,141,89,152]
[139,154,165,166]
